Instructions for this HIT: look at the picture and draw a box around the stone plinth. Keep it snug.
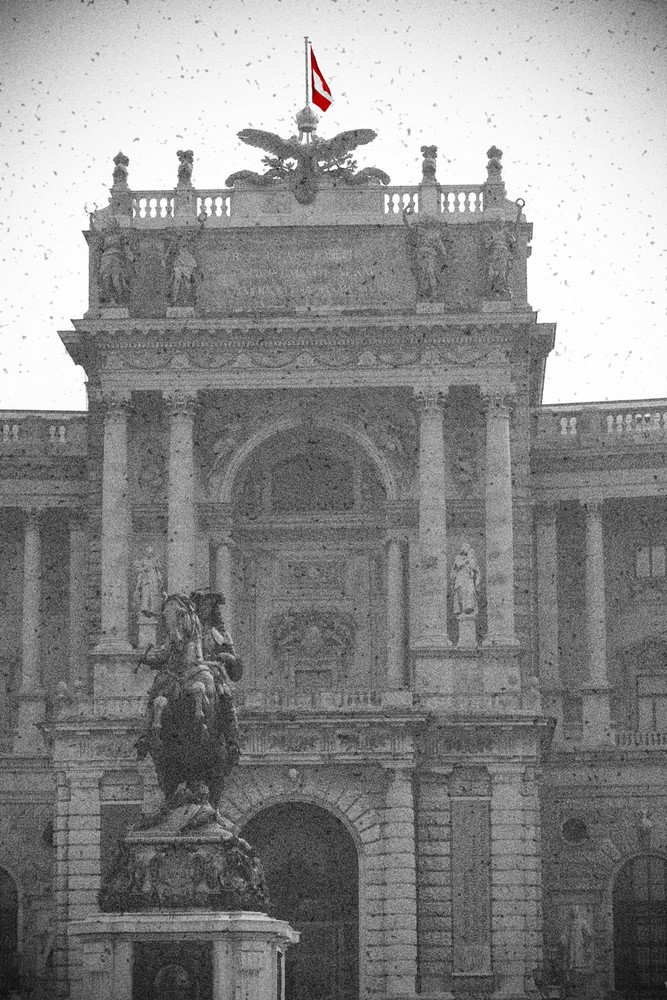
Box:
[68,911,299,1000]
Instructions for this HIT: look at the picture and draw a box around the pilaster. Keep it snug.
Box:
[69,512,88,690]
[14,507,47,755]
[535,504,563,738]
[383,765,418,998]
[386,533,407,689]
[582,500,613,744]
[166,389,198,594]
[482,391,518,648]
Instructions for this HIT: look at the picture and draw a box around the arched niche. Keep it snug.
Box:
[232,425,387,520]
[242,802,359,1000]
[613,854,667,995]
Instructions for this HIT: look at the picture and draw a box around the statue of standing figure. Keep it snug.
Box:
[133,545,164,617]
[92,217,135,306]
[167,226,203,307]
[403,207,449,300]
[483,221,516,299]
[451,544,480,617]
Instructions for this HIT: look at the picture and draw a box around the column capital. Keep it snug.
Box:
[582,498,604,519]
[413,387,448,411]
[92,388,132,413]
[23,506,42,530]
[164,388,198,417]
[480,387,516,413]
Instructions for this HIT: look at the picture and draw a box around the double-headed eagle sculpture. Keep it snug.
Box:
[226,108,390,205]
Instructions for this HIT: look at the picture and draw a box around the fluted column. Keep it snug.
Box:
[414,390,451,647]
[582,500,612,742]
[69,513,88,689]
[214,533,235,638]
[535,504,563,736]
[167,390,197,595]
[15,508,46,754]
[483,392,517,646]
[386,534,407,687]
[95,392,132,654]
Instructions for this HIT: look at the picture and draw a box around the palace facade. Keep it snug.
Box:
[1,122,666,1000]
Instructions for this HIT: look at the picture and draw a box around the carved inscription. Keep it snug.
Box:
[451,797,492,976]
[198,228,411,311]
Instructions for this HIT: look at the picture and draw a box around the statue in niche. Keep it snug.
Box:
[403,207,450,300]
[451,544,480,617]
[421,144,438,183]
[135,590,243,826]
[559,904,594,972]
[90,216,136,306]
[166,224,203,306]
[176,148,194,187]
[133,546,164,618]
[226,108,390,205]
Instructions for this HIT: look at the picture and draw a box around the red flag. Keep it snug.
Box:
[310,48,332,112]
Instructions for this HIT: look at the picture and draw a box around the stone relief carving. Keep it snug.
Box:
[272,608,356,657]
[205,422,245,488]
[362,412,417,488]
[403,207,451,300]
[226,109,390,205]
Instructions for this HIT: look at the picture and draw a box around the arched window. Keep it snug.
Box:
[242,803,359,1000]
[614,855,667,996]
[0,867,19,992]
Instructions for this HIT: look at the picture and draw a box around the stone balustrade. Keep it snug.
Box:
[0,412,87,454]
[533,399,667,447]
[103,181,499,228]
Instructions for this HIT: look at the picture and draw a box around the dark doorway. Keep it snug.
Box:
[242,802,359,1000]
[0,868,19,995]
[614,854,667,997]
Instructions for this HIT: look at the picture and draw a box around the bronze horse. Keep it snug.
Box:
[137,593,242,812]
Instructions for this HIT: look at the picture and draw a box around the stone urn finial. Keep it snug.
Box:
[486,146,503,183]
[112,151,129,188]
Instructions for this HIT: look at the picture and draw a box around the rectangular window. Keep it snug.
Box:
[636,544,666,578]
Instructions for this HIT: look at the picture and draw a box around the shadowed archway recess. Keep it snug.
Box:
[614,854,667,997]
[242,802,359,1000]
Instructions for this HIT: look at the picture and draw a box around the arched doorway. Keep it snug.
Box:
[614,854,667,997]
[242,802,359,1000]
[0,867,19,994]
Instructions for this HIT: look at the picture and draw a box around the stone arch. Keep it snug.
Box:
[218,415,398,504]
[610,852,667,994]
[220,768,384,1000]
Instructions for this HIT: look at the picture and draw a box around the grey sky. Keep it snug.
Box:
[1,0,665,409]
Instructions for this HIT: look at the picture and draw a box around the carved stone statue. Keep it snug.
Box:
[133,546,164,617]
[451,544,481,617]
[166,226,202,306]
[421,145,438,183]
[560,904,593,971]
[91,217,135,306]
[483,221,516,298]
[403,208,450,300]
[176,149,194,187]
[226,110,390,205]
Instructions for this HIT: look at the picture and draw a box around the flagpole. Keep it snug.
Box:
[304,36,310,106]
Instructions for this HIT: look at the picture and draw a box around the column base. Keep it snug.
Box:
[582,686,614,745]
[482,635,520,649]
[93,638,135,656]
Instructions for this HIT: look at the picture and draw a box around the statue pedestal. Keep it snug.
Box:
[456,613,478,648]
[68,911,299,1000]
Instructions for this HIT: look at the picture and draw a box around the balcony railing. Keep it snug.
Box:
[533,399,667,448]
[0,412,87,455]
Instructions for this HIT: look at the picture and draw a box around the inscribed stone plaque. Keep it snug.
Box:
[451,797,492,975]
[133,941,212,1000]
[197,227,413,313]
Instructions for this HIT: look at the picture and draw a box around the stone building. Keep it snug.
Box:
[1,118,666,999]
